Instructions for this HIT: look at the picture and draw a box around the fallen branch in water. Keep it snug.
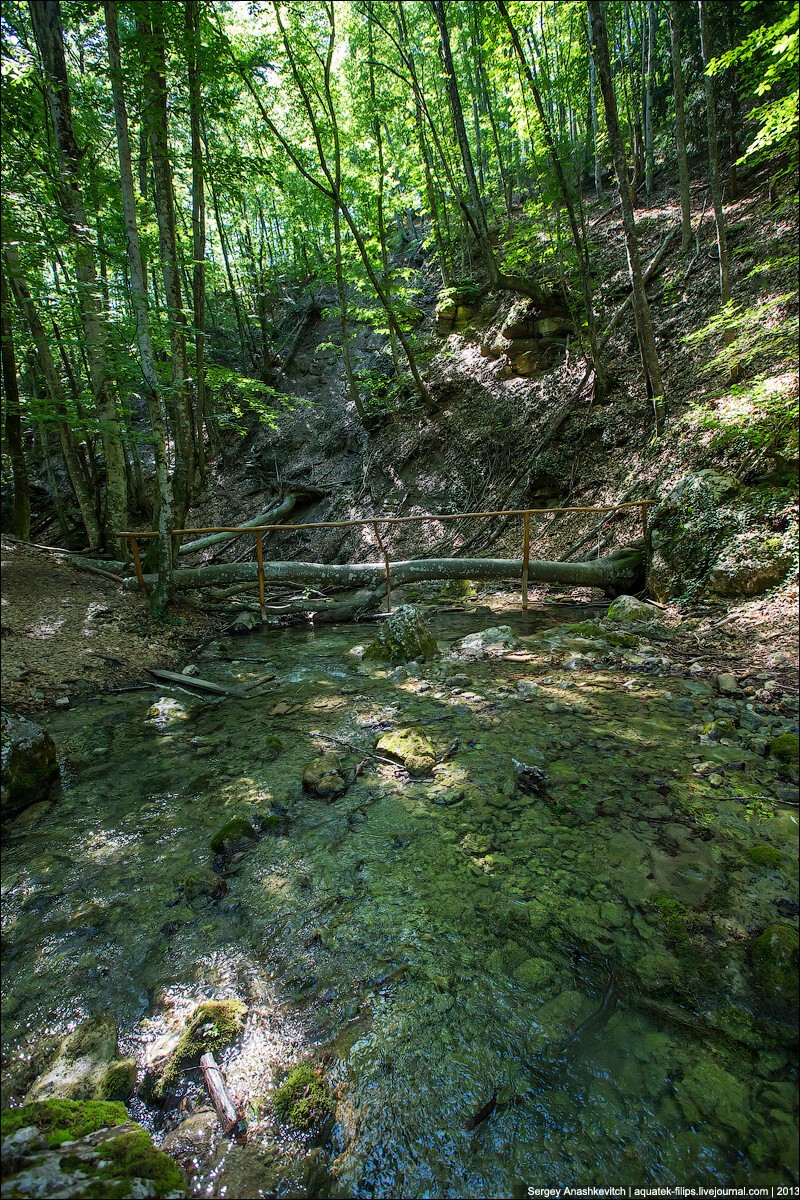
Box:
[200,1053,244,1137]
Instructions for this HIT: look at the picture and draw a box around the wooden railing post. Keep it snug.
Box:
[372,522,392,613]
[129,536,147,594]
[521,511,531,611]
[256,531,266,620]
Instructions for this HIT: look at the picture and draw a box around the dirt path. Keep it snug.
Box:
[1,537,214,714]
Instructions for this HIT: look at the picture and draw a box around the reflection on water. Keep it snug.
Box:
[2,605,798,1197]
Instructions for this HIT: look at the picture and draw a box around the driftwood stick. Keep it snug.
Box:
[200,1053,241,1135]
[311,731,403,768]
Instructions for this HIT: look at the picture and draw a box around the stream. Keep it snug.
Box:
[2,600,798,1197]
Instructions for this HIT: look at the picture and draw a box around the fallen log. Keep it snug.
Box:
[127,544,644,599]
[148,669,246,697]
[200,1052,242,1136]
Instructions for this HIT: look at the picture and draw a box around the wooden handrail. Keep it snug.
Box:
[121,499,653,608]
[118,500,656,540]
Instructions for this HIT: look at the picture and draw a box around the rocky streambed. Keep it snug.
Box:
[1,598,798,1197]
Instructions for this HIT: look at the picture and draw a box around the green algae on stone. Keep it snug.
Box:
[302,754,347,798]
[745,845,785,871]
[80,1126,186,1198]
[154,999,247,1099]
[179,865,224,901]
[364,604,439,664]
[209,817,257,855]
[647,894,697,953]
[375,728,436,775]
[750,922,799,1006]
[769,733,799,764]
[95,1059,137,1102]
[263,734,284,760]
[25,1015,118,1103]
[1,1098,128,1145]
[273,1063,333,1132]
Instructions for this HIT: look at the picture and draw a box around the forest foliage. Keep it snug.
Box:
[1,0,797,611]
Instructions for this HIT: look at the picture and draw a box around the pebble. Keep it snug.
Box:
[54,697,70,709]
[716,673,740,696]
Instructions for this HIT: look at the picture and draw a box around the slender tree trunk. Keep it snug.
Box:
[186,0,207,474]
[137,3,195,533]
[644,0,656,197]
[0,266,31,539]
[4,246,100,545]
[333,205,367,427]
[105,0,175,615]
[588,1,665,427]
[29,0,127,544]
[698,1,733,329]
[588,27,603,192]
[668,1,693,253]
[496,0,605,385]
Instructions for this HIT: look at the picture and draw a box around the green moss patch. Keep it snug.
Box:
[769,733,799,763]
[154,999,247,1098]
[751,922,799,1006]
[1,1098,128,1145]
[95,1059,137,1102]
[273,1063,333,1132]
[82,1127,185,1198]
[745,845,784,871]
[209,817,257,855]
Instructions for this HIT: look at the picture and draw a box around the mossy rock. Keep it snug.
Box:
[209,817,257,855]
[647,893,697,954]
[769,733,799,764]
[1,1098,128,1146]
[25,1016,118,1103]
[302,754,347,799]
[263,735,284,760]
[94,1059,137,1103]
[375,728,436,775]
[179,865,224,901]
[606,595,663,622]
[364,604,439,665]
[273,1063,333,1132]
[153,999,247,1099]
[745,845,784,871]
[1,709,60,819]
[750,923,799,1007]
[0,1102,186,1199]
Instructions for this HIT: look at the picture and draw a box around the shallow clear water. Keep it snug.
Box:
[2,604,798,1197]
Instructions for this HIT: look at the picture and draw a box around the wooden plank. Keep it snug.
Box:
[130,537,147,593]
[147,669,246,697]
[256,531,266,620]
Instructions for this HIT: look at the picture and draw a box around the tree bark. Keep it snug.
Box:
[668,1,693,253]
[105,0,175,617]
[698,1,733,333]
[186,0,208,473]
[0,265,31,539]
[4,245,101,546]
[29,0,128,544]
[588,1,665,427]
[127,545,645,598]
[137,3,196,532]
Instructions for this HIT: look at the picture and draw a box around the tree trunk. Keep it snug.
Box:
[4,246,100,546]
[0,265,31,539]
[588,1,666,428]
[105,0,175,616]
[668,1,693,253]
[332,205,367,426]
[644,0,656,197]
[127,545,644,599]
[588,27,603,193]
[29,0,127,544]
[698,1,733,335]
[186,0,208,475]
[138,6,196,533]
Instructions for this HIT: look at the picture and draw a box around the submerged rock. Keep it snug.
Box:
[209,817,257,855]
[452,626,519,657]
[769,733,799,764]
[364,605,439,664]
[0,1100,185,1198]
[375,728,436,775]
[1,710,60,820]
[302,754,347,798]
[273,1063,333,1132]
[750,923,799,1008]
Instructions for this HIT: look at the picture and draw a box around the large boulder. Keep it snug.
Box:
[647,471,793,601]
[1,710,60,820]
[24,1016,133,1104]
[606,595,664,622]
[364,605,439,665]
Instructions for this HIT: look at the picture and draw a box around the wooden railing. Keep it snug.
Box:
[120,500,655,615]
